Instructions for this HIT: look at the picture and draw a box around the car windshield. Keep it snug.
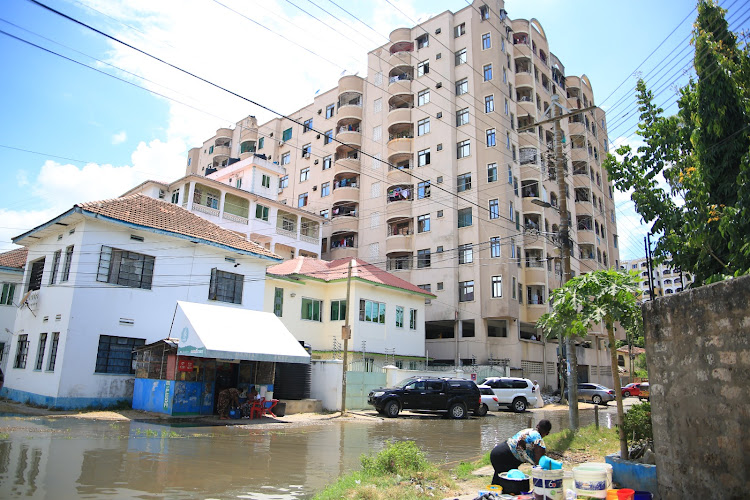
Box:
[479,378,496,386]
[396,377,418,388]
[479,387,494,396]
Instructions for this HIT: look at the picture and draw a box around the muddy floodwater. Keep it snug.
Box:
[0,409,606,499]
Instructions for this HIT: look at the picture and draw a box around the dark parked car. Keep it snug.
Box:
[368,377,481,419]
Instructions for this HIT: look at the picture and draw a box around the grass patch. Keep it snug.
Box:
[545,424,619,459]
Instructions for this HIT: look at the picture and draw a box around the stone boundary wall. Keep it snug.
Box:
[642,275,750,499]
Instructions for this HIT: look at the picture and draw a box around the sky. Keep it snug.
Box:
[0,0,747,260]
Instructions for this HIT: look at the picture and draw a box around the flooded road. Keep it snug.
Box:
[0,409,606,499]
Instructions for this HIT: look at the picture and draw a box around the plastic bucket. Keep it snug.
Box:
[573,466,608,499]
[633,491,653,500]
[617,488,635,500]
[532,467,564,500]
[576,462,613,490]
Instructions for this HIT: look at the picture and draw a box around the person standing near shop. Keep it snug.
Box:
[533,380,544,408]
[217,387,240,419]
[489,419,552,485]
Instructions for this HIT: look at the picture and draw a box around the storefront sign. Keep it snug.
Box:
[178,359,194,372]
[163,381,171,410]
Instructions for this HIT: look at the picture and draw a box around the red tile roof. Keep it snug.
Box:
[617,345,646,355]
[267,257,436,296]
[76,194,281,260]
[0,247,28,269]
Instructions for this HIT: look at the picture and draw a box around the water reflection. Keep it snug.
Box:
[0,409,602,499]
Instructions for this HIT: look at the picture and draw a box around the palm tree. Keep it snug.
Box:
[538,269,642,458]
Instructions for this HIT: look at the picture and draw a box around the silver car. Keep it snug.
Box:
[475,385,501,416]
[566,383,616,405]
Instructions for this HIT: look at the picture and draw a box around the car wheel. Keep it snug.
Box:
[384,401,400,418]
[623,391,630,398]
[473,403,488,417]
[512,397,527,412]
[449,403,467,419]
[592,395,603,405]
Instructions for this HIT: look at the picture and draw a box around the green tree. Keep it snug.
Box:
[604,0,750,285]
[538,269,642,458]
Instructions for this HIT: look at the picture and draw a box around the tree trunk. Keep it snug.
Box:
[608,323,628,459]
[567,337,580,430]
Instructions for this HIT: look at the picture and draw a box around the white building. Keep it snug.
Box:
[124,153,324,260]
[1,194,283,409]
[620,256,694,300]
[265,257,434,367]
[0,247,27,374]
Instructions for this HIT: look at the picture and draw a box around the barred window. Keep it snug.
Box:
[95,335,145,374]
[209,268,244,304]
[96,246,155,290]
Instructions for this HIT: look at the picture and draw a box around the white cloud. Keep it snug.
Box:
[112,131,127,144]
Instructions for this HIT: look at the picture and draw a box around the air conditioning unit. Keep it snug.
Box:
[437,112,443,119]
[314,159,319,165]
[317,134,321,139]
[436,82,442,88]
[312,185,318,191]
[318,109,322,114]
[435,28,441,34]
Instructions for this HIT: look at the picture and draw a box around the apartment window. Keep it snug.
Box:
[321,182,330,197]
[489,199,499,219]
[47,250,61,285]
[614,234,619,248]
[373,98,382,113]
[14,334,29,369]
[417,249,431,268]
[255,204,270,221]
[457,140,470,158]
[416,34,429,49]
[323,155,332,170]
[504,98,509,115]
[300,167,310,182]
[418,89,430,106]
[301,297,323,322]
[409,309,417,330]
[509,201,514,220]
[508,164,513,184]
[281,152,291,165]
[418,181,431,199]
[486,128,496,147]
[457,173,472,192]
[330,299,347,321]
[512,276,517,299]
[359,299,386,323]
[518,282,523,302]
[47,332,59,371]
[514,177,519,195]
[458,207,472,227]
[485,95,494,113]
[482,32,491,49]
[96,246,154,290]
[417,60,430,76]
[417,214,430,232]
[480,4,490,19]
[417,118,430,136]
[298,193,308,207]
[483,64,493,81]
[437,210,443,218]
[492,275,503,298]
[282,128,292,142]
[459,244,473,264]
[459,281,474,302]
[324,130,333,144]
[35,333,47,370]
[456,78,468,95]
[488,162,498,182]
[454,23,466,37]
[456,107,469,126]
[395,306,404,327]
[303,118,313,132]
[490,236,501,257]
[171,190,179,204]
[372,125,382,141]
[258,137,264,149]
[1,283,16,305]
[279,175,289,189]
[209,268,244,304]
[325,104,335,118]
[273,287,284,317]
[455,48,467,65]
[320,209,329,219]
[503,67,507,83]
[417,148,430,166]
[95,335,145,374]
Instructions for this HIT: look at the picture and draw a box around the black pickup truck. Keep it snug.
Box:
[367,377,481,419]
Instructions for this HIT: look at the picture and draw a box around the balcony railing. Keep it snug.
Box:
[222,212,248,225]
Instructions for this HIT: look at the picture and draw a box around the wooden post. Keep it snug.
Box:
[340,259,353,414]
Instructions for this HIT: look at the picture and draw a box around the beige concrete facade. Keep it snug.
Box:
[184,0,620,381]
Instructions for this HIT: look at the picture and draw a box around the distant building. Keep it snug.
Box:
[0,247,27,374]
[620,256,694,300]
[265,257,435,368]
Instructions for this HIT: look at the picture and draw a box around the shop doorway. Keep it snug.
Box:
[213,362,239,414]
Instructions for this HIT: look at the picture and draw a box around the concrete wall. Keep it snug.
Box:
[642,276,750,499]
[310,359,342,411]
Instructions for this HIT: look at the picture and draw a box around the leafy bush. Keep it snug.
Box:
[622,402,652,444]
[360,440,429,476]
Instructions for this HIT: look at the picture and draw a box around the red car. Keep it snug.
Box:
[621,383,641,397]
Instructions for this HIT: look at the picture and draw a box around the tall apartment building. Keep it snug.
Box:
[185,0,620,385]
[621,256,694,301]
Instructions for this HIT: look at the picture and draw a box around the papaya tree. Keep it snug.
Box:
[538,269,642,458]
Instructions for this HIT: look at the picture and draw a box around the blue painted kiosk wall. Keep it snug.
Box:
[133,379,215,415]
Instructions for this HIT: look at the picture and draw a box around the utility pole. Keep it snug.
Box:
[646,233,656,298]
[552,94,579,430]
[340,259,353,415]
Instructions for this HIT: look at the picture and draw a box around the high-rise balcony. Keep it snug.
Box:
[336,120,362,146]
[337,91,363,121]
[388,73,413,94]
[338,75,363,94]
[388,106,412,128]
[387,162,413,184]
[332,176,359,204]
[334,147,360,174]
[386,218,414,253]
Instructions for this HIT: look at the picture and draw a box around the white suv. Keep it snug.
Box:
[479,377,538,412]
